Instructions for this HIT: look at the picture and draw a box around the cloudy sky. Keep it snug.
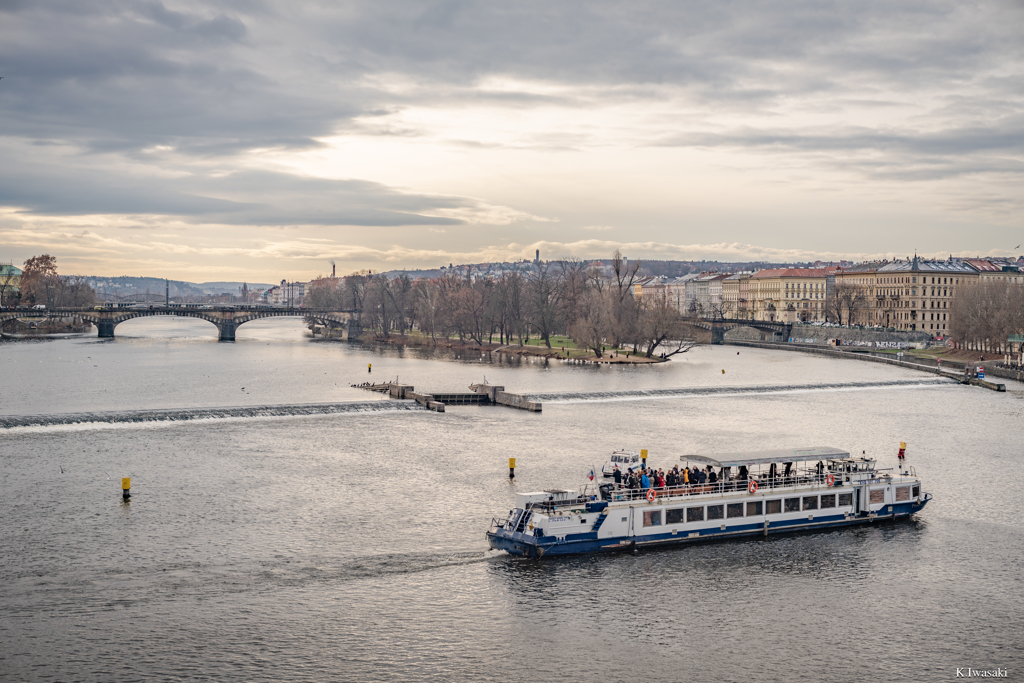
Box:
[1,0,1022,280]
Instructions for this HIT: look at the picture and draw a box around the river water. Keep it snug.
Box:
[2,318,1022,682]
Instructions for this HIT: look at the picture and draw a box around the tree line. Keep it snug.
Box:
[949,280,1024,354]
[1,255,96,308]
[305,251,701,358]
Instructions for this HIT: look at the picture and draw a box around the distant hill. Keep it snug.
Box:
[85,276,275,299]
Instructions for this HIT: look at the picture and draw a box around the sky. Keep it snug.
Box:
[1,0,1022,281]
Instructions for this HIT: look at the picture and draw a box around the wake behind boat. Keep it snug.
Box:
[487,446,931,558]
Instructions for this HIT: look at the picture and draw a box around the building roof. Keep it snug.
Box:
[750,268,828,279]
[0,264,23,276]
[877,258,975,274]
[964,259,1002,272]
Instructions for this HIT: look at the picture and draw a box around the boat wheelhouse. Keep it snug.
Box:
[487,446,931,558]
[601,449,642,478]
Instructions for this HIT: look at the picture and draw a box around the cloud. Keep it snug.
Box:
[0,0,1021,273]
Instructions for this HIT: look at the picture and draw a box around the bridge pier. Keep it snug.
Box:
[218,321,237,342]
[711,325,725,345]
[96,320,116,338]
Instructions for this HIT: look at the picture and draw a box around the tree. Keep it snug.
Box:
[21,254,59,306]
[526,261,563,348]
[826,282,869,326]
[637,297,701,358]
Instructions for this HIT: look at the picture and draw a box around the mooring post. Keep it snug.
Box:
[509,457,516,479]
[121,477,131,501]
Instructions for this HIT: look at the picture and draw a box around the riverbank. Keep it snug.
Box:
[358,331,666,363]
[728,339,1023,386]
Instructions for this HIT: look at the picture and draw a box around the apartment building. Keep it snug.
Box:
[748,268,830,323]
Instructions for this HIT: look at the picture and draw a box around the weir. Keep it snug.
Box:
[353,382,541,412]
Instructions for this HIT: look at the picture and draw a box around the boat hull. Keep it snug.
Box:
[487,498,930,558]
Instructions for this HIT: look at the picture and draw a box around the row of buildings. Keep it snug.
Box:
[634,256,1024,334]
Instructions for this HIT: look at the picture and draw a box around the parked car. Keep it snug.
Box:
[32,304,46,310]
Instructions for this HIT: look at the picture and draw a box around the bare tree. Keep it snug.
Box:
[526,261,563,348]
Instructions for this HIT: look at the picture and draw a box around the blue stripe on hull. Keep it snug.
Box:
[486,498,929,558]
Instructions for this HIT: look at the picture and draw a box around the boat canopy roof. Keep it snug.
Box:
[680,446,849,468]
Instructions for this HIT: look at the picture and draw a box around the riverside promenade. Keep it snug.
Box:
[728,340,1012,391]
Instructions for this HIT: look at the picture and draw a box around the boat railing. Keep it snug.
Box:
[605,474,849,503]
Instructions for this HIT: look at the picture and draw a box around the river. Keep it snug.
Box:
[2,317,1022,681]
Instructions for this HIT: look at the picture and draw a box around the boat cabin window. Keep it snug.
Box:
[746,501,763,516]
[912,485,920,498]
[643,510,662,527]
[707,505,724,520]
[820,494,836,508]
[766,499,782,515]
[869,489,884,504]
[838,493,853,506]
[803,496,818,510]
[666,508,685,524]
[784,497,800,512]
[895,486,910,502]
[687,506,704,522]
[727,503,744,518]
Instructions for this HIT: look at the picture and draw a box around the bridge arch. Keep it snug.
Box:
[27,307,360,342]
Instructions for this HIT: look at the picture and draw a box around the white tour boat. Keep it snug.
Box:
[486,446,931,558]
[600,449,643,478]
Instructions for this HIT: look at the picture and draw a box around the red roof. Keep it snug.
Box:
[964,259,1000,272]
[751,268,829,278]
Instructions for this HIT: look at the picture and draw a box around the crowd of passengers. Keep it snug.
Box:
[611,461,829,494]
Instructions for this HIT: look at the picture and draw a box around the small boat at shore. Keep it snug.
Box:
[486,446,931,558]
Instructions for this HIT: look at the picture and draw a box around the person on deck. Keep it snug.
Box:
[641,471,651,489]
[613,466,622,487]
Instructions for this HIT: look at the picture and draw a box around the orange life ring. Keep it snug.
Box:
[826,474,835,486]
[646,488,657,503]
[748,480,758,494]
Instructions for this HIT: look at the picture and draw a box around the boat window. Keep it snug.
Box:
[766,499,782,515]
[686,506,704,522]
[912,485,920,498]
[869,489,884,504]
[746,501,763,516]
[707,505,724,520]
[666,508,685,524]
[784,498,800,512]
[838,493,853,506]
[820,494,836,508]
[643,510,662,527]
[895,486,910,502]
[803,496,818,510]
[727,503,744,518]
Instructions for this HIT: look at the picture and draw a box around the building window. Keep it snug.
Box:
[707,505,724,520]
[803,496,818,510]
[820,494,836,508]
[784,497,800,512]
[869,489,884,504]
[838,493,853,506]
[746,501,763,516]
[687,507,704,522]
[727,503,744,518]
[766,499,782,515]
[666,508,685,524]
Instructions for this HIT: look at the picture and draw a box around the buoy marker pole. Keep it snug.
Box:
[508,457,516,480]
[121,477,131,501]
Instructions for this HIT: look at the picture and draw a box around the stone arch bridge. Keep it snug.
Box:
[683,318,793,344]
[0,306,361,342]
